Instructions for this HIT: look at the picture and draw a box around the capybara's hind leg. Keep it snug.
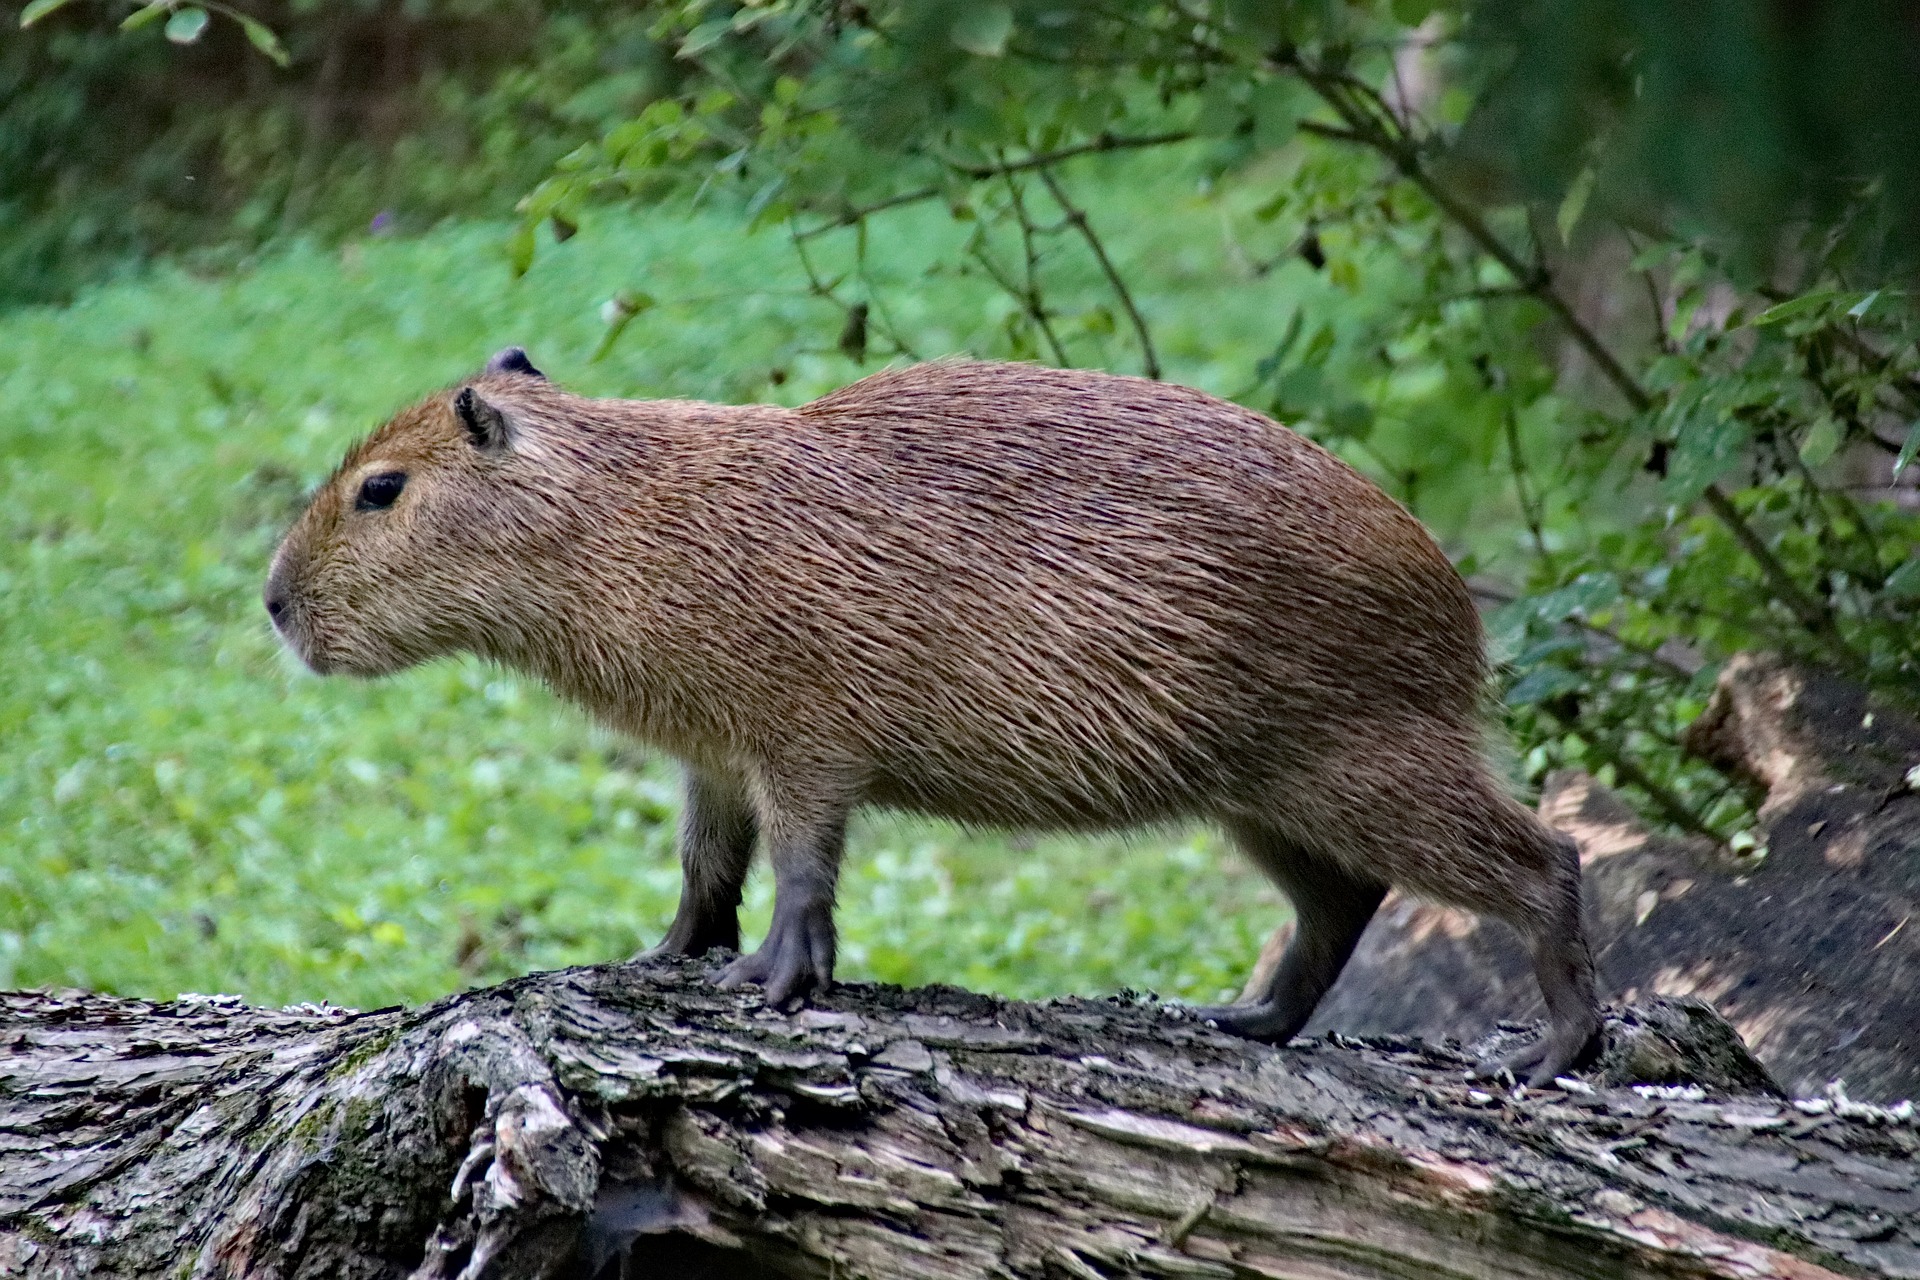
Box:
[1196,823,1386,1043]
[1476,830,1602,1085]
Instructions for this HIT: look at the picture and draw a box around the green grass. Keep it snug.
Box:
[0,176,1359,1009]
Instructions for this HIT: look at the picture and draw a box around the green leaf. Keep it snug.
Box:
[1391,0,1441,22]
[1894,420,1920,481]
[950,4,1013,57]
[1250,79,1308,148]
[506,223,536,278]
[1524,572,1622,626]
[163,6,207,43]
[677,19,731,58]
[1556,166,1595,244]
[238,15,290,67]
[1884,558,1920,601]
[1847,289,1881,319]
[1798,414,1842,468]
[1748,290,1859,327]
[1506,665,1584,708]
[592,290,655,362]
[1628,242,1679,272]
[119,1,169,30]
[20,0,79,27]
[1663,399,1748,502]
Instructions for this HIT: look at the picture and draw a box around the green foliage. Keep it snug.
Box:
[0,199,1297,1007]
[0,0,669,305]
[1460,0,1920,276]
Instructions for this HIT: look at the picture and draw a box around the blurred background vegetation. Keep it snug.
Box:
[3,0,1917,1008]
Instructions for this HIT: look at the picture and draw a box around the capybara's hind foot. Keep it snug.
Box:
[1474,1012,1603,1087]
[1191,1000,1311,1045]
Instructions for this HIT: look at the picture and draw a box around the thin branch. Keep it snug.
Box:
[1503,407,1554,568]
[948,131,1194,181]
[1620,227,1678,355]
[794,132,1196,243]
[1000,166,1072,366]
[795,186,943,241]
[788,224,920,362]
[1697,484,1862,676]
[1297,120,1368,145]
[1037,165,1161,380]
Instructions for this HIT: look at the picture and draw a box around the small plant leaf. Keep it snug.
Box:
[1798,414,1842,468]
[1748,290,1865,327]
[677,19,731,58]
[1556,166,1595,245]
[951,4,1013,56]
[120,1,169,30]
[592,291,655,362]
[20,0,80,27]
[1884,558,1920,601]
[506,223,536,278]
[163,5,208,43]
[1894,420,1920,481]
[238,15,291,67]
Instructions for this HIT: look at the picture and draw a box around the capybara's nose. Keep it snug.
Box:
[264,586,289,628]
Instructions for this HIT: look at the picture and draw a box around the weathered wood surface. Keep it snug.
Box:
[3,961,1917,1280]
[1303,653,1920,1101]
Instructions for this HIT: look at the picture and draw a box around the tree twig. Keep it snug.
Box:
[1000,166,1072,366]
[1503,407,1554,568]
[795,186,943,241]
[1037,165,1161,379]
[948,130,1194,181]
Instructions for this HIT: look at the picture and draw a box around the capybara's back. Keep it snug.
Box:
[267,353,1601,1082]
[782,362,1487,828]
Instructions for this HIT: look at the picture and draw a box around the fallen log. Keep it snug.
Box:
[3,960,1916,1279]
[1302,652,1920,1101]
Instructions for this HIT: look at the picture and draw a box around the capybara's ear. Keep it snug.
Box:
[485,347,544,379]
[454,386,513,453]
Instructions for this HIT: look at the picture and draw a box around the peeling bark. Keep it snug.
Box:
[1304,653,1920,1101]
[3,966,1917,1279]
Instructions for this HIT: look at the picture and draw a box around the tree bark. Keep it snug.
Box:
[3,961,1917,1280]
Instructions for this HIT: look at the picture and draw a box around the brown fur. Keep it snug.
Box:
[267,356,1601,1081]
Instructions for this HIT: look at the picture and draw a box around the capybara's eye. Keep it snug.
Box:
[355,472,407,511]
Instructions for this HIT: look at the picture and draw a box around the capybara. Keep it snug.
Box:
[266,351,1600,1082]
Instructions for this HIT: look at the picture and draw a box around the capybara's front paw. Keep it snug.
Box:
[1190,999,1311,1045]
[715,894,836,1008]
[636,908,740,962]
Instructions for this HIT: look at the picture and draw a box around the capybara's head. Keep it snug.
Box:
[264,347,561,676]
